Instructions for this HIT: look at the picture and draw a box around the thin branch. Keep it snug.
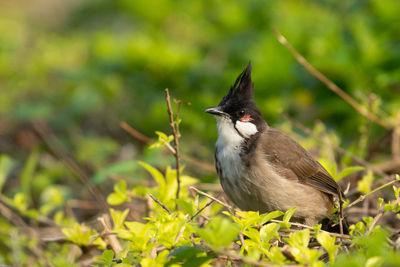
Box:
[174,225,186,246]
[270,219,351,240]
[346,178,400,209]
[392,112,400,160]
[165,89,182,200]
[274,29,392,130]
[90,231,117,240]
[98,214,122,254]
[189,198,216,222]
[189,186,235,211]
[149,194,171,214]
[367,210,385,234]
[120,121,152,144]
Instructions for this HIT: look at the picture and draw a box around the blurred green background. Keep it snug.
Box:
[1,0,400,264]
[1,0,400,193]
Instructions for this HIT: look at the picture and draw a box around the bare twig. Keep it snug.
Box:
[90,231,117,240]
[274,29,392,130]
[338,193,345,237]
[98,214,122,254]
[270,219,351,240]
[367,210,385,234]
[66,199,104,210]
[189,186,236,211]
[373,159,400,174]
[165,89,182,200]
[174,225,186,246]
[120,121,152,144]
[239,233,246,247]
[189,198,216,222]
[346,177,400,209]
[392,112,400,160]
[149,194,171,214]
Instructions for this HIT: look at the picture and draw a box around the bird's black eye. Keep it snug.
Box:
[239,110,245,116]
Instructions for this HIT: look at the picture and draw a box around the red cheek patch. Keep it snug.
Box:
[240,114,253,122]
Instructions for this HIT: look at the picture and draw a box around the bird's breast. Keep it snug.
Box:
[215,140,254,209]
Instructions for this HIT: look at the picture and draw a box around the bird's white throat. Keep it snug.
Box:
[215,116,258,146]
[214,116,258,175]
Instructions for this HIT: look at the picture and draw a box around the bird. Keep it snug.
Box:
[205,63,345,229]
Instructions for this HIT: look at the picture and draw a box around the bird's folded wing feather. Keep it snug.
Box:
[261,128,340,196]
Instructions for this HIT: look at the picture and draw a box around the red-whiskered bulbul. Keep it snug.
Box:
[205,63,345,228]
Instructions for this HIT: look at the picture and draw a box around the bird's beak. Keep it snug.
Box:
[204,106,226,116]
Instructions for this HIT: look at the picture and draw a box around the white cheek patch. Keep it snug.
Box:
[235,121,258,138]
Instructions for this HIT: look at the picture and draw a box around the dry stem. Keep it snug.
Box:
[149,193,171,214]
[165,88,182,200]
[346,177,400,209]
[98,214,122,254]
[392,112,400,160]
[274,29,391,130]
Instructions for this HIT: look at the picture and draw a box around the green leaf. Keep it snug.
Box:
[102,250,114,266]
[260,223,280,243]
[316,232,339,263]
[282,207,297,228]
[195,216,240,250]
[336,166,365,181]
[62,223,96,246]
[149,131,174,149]
[166,246,212,267]
[0,155,15,192]
[110,208,129,230]
[260,210,284,225]
[20,148,39,201]
[107,181,130,205]
[286,229,310,248]
[175,199,195,217]
[358,171,374,193]
[393,185,400,199]
[139,161,165,193]
[318,158,337,178]
[349,221,366,236]
[365,256,383,267]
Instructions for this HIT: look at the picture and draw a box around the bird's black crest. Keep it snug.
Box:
[220,62,254,106]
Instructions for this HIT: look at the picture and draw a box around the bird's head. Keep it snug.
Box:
[205,63,266,138]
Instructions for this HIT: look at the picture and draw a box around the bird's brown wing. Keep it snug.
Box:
[260,128,340,196]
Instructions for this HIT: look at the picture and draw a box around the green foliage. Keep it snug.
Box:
[149,131,174,150]
[319,158,364,181]
[358,171,374,194]
[107,181,130,206]
[196,216,240,250]
[62,222,106,248]
[316,232,340,264]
